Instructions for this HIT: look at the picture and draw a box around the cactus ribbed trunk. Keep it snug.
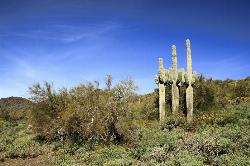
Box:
[171,45,179,114]
[172,82,179,114]
[159,83,166,121]
[186,39,194,122]
[186,85,193,122]
[158,58,166,121]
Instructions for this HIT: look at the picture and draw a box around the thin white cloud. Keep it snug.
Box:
[0,22,121,43]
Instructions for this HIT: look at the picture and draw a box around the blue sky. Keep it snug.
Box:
[0,0,250,98]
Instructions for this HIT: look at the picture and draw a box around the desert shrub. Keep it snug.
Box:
[173,150,204,166]
[28,78,140,147]
[49,102,250,165]
[185,128,233,165]
[233,78,250,98]
[215,113,238,126]
[79,145,134,166]
[131,126,179,161]
[51,143,86,165]
[195,111,220,126]
[115,117,143,147]
[0,108,11,121]
[135,90,159,120]
[215,103,250,126]
[193,75,216,112]
[0,120,44,159]
[5,139,42,159]
[213,77,250,107]
[220,153,250,166]
[53,154,76,166]
[139,145,176,164]
[160,114,186,131]
[0,120,26,152]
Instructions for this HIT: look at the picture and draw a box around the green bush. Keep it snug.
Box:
[131,126,179,161]
[173,150,204,166]
[6,140,42,159]
[160,114,186,131]
[1,124,44,159]
[79,145,134,166]
[221,153,250,166]
[28,78,140,147]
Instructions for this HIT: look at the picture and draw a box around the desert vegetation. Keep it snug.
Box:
[0,75,250,165]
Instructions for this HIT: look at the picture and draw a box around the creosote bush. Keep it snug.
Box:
[28,78,139,147]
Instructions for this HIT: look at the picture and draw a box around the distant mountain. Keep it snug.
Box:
[0,97,33,120]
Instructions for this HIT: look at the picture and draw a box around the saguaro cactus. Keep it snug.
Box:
[171,45,179,114]
[155,39,195,122]
[186,39,194,123]
[156,58,166,121]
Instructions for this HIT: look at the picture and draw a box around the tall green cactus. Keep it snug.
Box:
[155,39,195,122]
[155,58,166,121]
[185,39,195,123]
[171,45,179,114]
